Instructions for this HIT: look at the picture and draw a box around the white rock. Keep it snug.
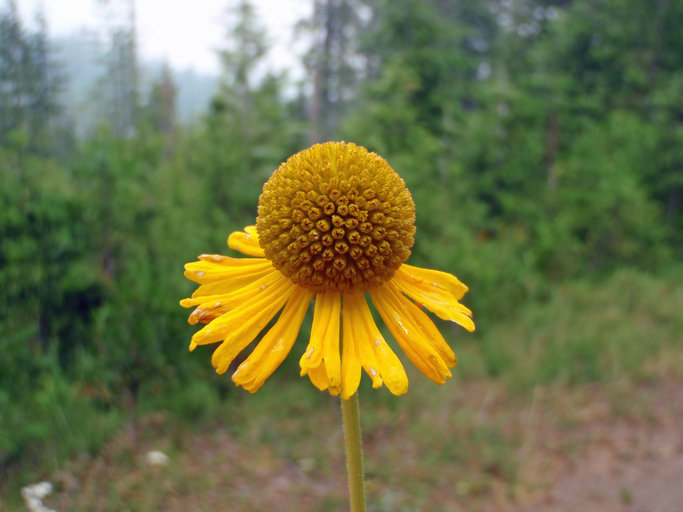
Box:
[21,481,56,512]
[21,481,53,499]
[145,450,170,466]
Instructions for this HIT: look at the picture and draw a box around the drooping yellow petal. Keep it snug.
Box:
[184,258,271,284]
[348,291,408,396]
[307,361,331,392]
[188,266,275,299]
[341,292,362,400]
[186,300,230,325]
[392,265,475,332]
[197,253,263,265]
[228,226,265,257]
[321,295,342,396]
[210,269,285,310]
[208,278,296,373]
[383,280,457,367]
[370,283,452,385]
[188,272,290,350]
[299,307,325,374]
[300,292,341,396]
[395,264,469,301]
[232,287,313,393]
[343,291,384,390]
[182,269,283,325]
[393,266,472,318]
[403,301,457,368]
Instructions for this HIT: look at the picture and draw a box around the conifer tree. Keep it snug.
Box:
[0,1,64,152]
[96,0,140,136]
[145,62,177,135]
[305,0,364,141]
[198,0,297,224]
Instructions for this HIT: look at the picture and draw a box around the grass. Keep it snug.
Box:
[2,269,682,510]
[475,268,683,389]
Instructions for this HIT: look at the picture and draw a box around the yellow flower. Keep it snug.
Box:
[180,142,474,399]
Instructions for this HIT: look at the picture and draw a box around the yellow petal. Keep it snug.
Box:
[182,269,283,325]
[393,289,456,368]
[393,265,473,318]
[320,294,342,395]
[343,291,384,390]
[341,292,362,400]
[191,269,280,307]
[209,280,295,373]
[384,281,457,367]
[370,283,452,385]
[189,266,274,299]
[187,300,230,325]
[299,313,325,374]
[184,258,271,284]
[232,287,312,393]
[188,273,291,353]
[396,264,469,300]
[349,291,408,396]
[197,253,265,265]
[393,267,475,332]
[300,292,341,396]
[306,361,332,392]
[228,226,265,257]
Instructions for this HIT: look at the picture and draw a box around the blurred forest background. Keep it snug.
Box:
[1,0,681,510]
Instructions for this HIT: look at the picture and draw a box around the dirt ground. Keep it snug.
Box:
[28,378,683,512]
[512,379,683,512]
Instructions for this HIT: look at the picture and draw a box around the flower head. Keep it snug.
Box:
[181,142,474,399]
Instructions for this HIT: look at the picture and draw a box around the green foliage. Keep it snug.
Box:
[0,147,103,447]
[0,372,122,466]
[478,269,683,390]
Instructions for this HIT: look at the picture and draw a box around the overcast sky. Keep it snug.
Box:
[16,0,311,75]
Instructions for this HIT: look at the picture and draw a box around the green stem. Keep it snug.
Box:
[341,393,366,512]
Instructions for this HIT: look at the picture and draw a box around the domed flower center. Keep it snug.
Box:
[256,142,416,292]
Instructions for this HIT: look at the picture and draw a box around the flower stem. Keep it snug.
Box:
[341,393,366,512]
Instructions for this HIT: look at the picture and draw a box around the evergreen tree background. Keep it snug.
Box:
[0,0,681,496]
